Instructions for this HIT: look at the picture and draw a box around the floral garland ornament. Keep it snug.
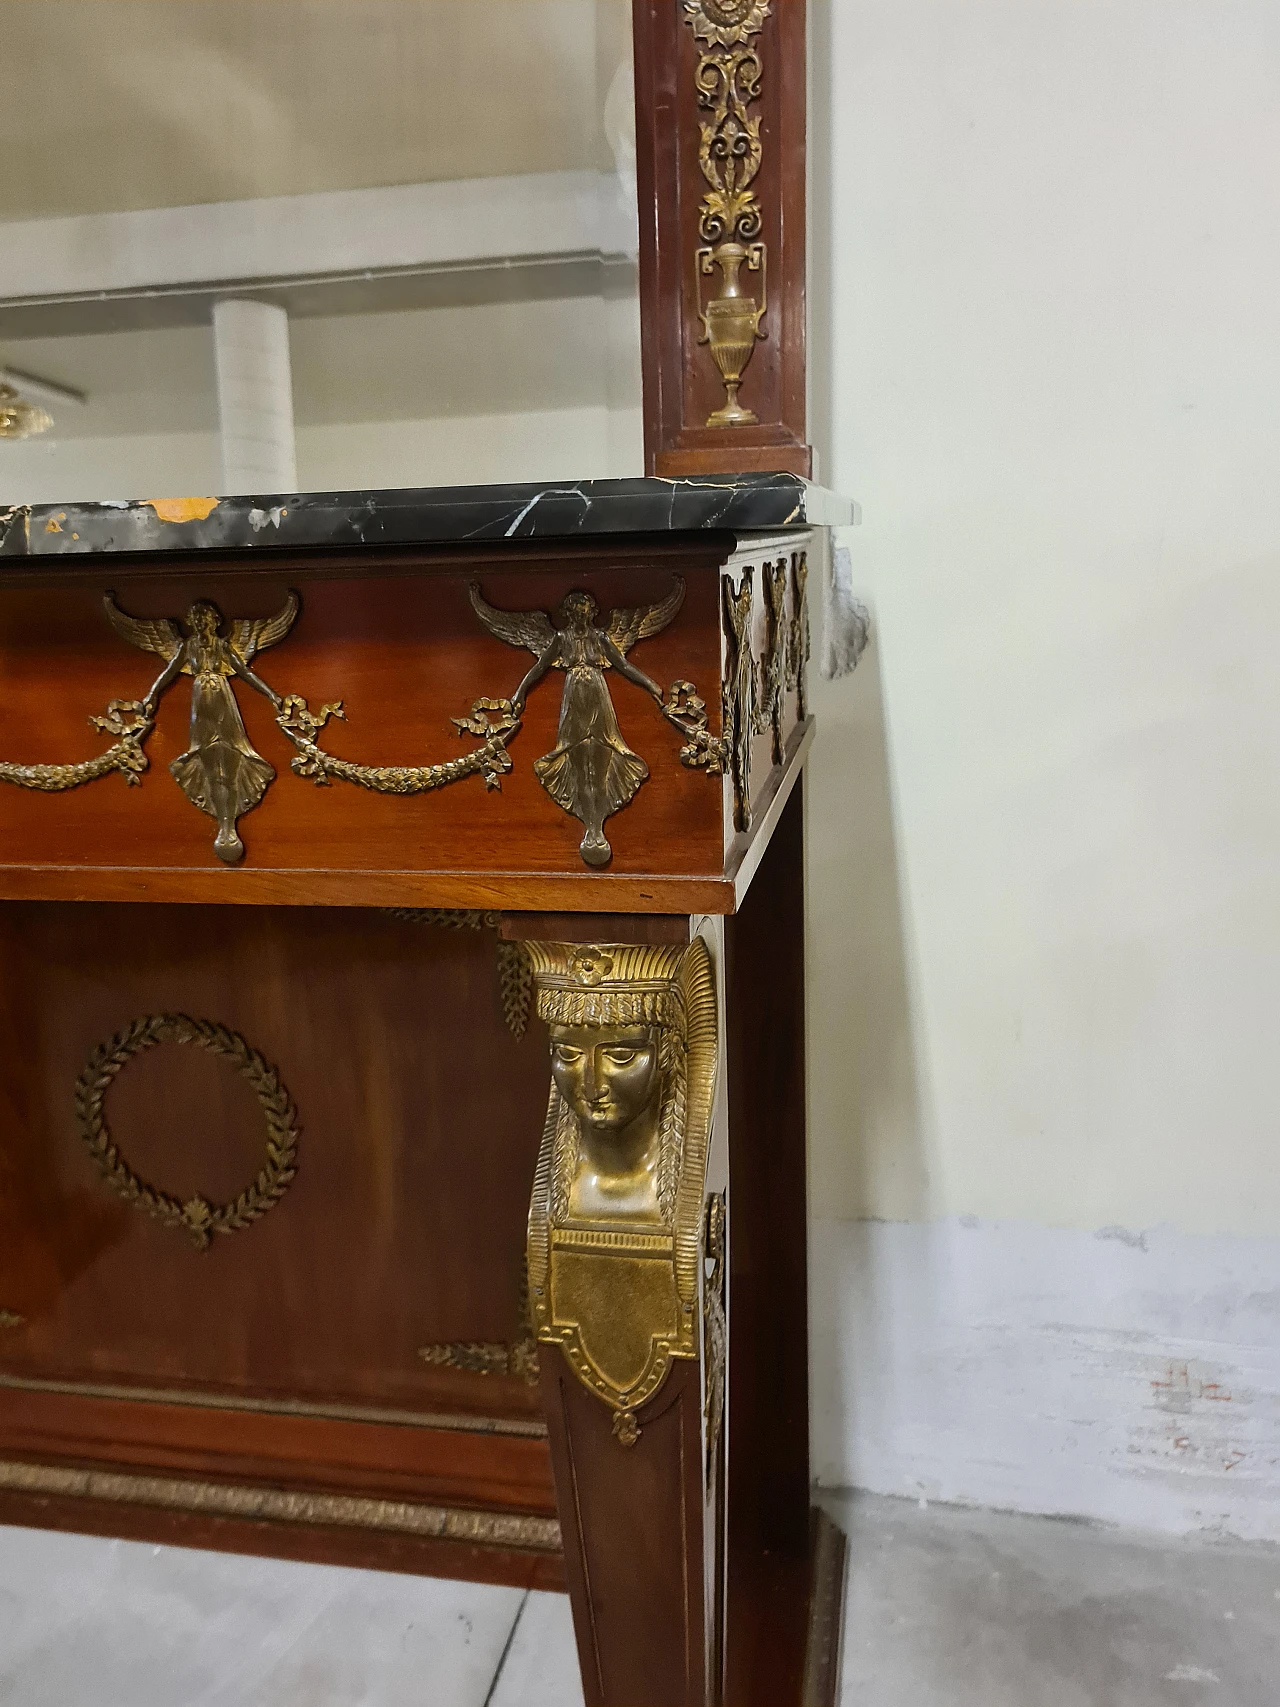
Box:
[684,0,772,426]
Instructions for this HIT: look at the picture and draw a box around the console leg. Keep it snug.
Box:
[520,935,723,1705]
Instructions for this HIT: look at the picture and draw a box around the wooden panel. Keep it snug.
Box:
[0,1387,555,1516]
[0,555,725,886]
[0,865,737,914]
[633,0,811,477]
[0,904,550,1417]
[0,898,577,1573]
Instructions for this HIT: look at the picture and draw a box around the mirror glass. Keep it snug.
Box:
[0,0,641,504]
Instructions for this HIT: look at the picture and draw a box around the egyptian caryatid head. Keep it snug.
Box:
[527,943,688,1228]
[525,937,718,1426]
[549,1024,661,1140]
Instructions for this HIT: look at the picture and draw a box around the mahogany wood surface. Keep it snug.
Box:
[633,0,812,477]
[721,1514,848,1707]
[0,901,575,1576]
[497,912,691,945]
[0,1386,555,1516]
[0,866,740,914]
[541,1355,709,1707]
[0,903,545,1420]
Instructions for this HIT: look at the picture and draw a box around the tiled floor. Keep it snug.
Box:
[0,1496,1275,1703]
[827,1492,1279,1705]
[0,1527,582,1707]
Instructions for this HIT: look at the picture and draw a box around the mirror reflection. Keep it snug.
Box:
[0,0,641,503]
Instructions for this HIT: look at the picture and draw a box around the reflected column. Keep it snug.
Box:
[212,298,297,494]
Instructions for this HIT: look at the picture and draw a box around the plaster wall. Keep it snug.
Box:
[805,0,1280,1534]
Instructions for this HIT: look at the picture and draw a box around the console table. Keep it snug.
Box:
[0,474,848,1705]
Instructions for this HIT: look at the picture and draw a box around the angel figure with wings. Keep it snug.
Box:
[469,579,685,866]
[104,592,300,864]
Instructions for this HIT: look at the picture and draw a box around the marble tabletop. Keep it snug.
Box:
[0,474,853,561]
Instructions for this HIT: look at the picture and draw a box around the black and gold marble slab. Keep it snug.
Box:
[0,474,851,562]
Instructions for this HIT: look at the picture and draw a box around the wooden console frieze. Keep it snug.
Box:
[0,565,725,882]
[0,531,815,914]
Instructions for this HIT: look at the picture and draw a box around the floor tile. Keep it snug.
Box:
[487,1589,584,1707]
[0,1525,523,1707]
[823,1492,1280,1706]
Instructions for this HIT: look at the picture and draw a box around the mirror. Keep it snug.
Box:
[0,0,641,503]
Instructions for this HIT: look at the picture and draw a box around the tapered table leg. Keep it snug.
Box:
[541,1355,714,1705]
[518,936,722,1705]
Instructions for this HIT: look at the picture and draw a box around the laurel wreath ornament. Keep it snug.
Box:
[74,1014,300,1250]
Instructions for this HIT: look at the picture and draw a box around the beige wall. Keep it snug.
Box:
[807,0,1280,1239]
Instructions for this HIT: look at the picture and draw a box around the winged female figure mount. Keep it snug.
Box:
[103,592,301,864]
[468,577,723,867]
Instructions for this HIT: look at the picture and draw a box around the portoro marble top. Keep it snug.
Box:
[0,474,853,562]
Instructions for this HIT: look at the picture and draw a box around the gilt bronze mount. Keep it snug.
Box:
[74,1014,300,1251]
[103,592,302,863]
[786,549,811,721]
[418,1266,541,1388]
[685,0,772,426]
[719,548,811,834]
[759,557,789,766]
[722,566,757,832]
[525,939,718,1444]
[703,1191,727,1493]
[469,578,723,867]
